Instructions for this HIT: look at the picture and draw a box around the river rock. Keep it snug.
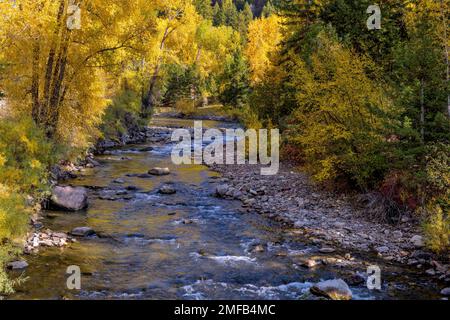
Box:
[50,186,88,211]
[345,273,366,286]
[301,259,320,268]
[251,244,265,253]
[440,287,450,296]
[410,235,425,248]
[215,184,229,198]
[159,185,176,195]
[7,260,29,270]
[113,178,125,184]
[52,232,67,239]
[149,167,170,176]
[71,227,96,237]
[392,230,403,239]
[375,246,390,254]
[86,157,100,167]
[319,247,336,254]
[310,279,353,300]
[139,147,154,152]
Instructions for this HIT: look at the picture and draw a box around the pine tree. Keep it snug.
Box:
[219,50,250,108]
[194,0,214,20]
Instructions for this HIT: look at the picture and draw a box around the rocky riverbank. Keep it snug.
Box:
[210,162,450,290]
[17,124,156,258]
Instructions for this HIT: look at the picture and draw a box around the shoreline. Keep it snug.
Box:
[209,162,449,287]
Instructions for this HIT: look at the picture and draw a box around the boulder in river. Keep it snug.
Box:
[159,185,176,195]
[7,260,29,270]
[139,147,154,152]
[50,186,88,211]
[215,184,229,198]
[310,279,353,300]
[149,167,171,176]
[71,227,96,237]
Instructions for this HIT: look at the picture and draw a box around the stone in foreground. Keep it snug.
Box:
[149,167,171,176]
[310,279,353,300]
[71,227,96,237]
[441,287,450,296]
[7,260,29,270]
[50,186,88,211]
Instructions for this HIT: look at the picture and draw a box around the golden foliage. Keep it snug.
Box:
[245,15,282,84]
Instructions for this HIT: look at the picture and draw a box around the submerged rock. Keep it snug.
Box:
[149,167,171,176]
[319,247,336,254]
[7,260,29,270]
[50,186,88,211]
[310,279,353,300]
[345,273,366,286]
[71,227,96,237]
[300,259,320,268]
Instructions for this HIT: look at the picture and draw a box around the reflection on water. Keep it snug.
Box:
[10,119,441,300]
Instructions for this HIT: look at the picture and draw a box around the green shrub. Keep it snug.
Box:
[285,29,398,189]
[0,244,26,295]
[0,116,54,294]
[0,117,53,195]
[174,99,197,116]
[100,89,145,141]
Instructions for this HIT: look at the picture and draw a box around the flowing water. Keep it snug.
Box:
[10,118,441,300]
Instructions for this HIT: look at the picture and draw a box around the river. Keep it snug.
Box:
[10,118,441,300]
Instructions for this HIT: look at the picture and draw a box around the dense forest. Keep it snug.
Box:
[0,0,448,294]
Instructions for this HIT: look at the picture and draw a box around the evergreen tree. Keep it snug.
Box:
[237,3,254,40]
[194,0,214,20]
[223,0,240,29]
[262,0,275,17]
[213,2,225,26]
[219,50,250,108]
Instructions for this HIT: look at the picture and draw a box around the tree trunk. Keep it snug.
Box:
[43,0,66,114]
[420,78,425,141]
[141,63,160,118]
[142,25,173,118]
[46,27,71,138]
[31,38,41,124]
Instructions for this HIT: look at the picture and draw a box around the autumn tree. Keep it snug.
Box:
[245,15,282,84]
[141,1,201,118]
[0,0,157,143]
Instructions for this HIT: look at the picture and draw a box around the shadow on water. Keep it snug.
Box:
[10,118,441,300]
